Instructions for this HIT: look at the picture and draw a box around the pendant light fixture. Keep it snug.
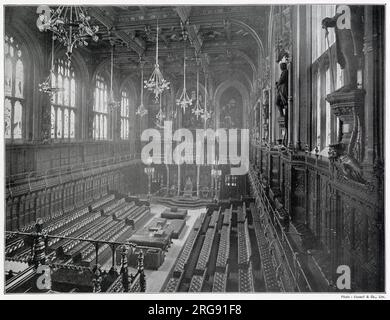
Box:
[192,57,204,119]
[108,40,119,109]
[155,92,166,128]
[38,35,64,96]
[176,42,192,113]
[136,59,148,117]
[37,6,99,61]
[144,20,170,102]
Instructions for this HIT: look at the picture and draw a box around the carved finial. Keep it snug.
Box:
[138,250,146,292]
[92,264,102,293]
[120,245,129,292]
[32,218,46,268]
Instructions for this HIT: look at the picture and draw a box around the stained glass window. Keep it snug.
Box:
[4,35,25,140]
[93,75,109,140]
[51,59,77,140]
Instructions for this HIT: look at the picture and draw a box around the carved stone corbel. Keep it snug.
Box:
[327,89,366,183]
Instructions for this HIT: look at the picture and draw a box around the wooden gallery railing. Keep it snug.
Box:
[248,166,312,292]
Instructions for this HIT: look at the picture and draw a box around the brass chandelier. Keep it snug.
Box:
[37,6,99,60]
[136,60,148,117]
[176,43,192,114]
[38,36,64,96]
[108,40,120,109]
[192,58,204,119]
[144,20,170,102]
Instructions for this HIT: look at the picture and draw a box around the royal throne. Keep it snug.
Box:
[183,177,193,198]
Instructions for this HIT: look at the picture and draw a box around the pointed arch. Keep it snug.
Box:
[214,79,250,129]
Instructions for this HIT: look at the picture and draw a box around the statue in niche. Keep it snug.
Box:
[322,5,364,91]
[275,62,288,118]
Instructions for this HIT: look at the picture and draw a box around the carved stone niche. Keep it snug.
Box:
[326,89,365,162]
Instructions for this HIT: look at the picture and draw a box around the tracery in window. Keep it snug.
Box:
[93,75,108,140]
[311,5,343,153]
[120,90,130,140]
[4,35,25,140]
[51,58,77,140]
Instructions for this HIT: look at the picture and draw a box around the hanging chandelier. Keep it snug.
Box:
[176,44,192,113]
[136,60,148,117]
[192,59,204,119]
[155,93,166,128]
[144,20,170,102]
[37,6,99,60]
[38,36,64,96]
[108,41,120,109]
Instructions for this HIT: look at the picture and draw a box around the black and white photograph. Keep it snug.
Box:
[0,1,387,299]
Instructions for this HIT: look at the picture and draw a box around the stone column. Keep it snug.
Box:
[362,5,384,173]
[210,166,214,197]
[196,165,200,198]
[177,164,181,196]
[287,60,294,149]
[166,164,170,193]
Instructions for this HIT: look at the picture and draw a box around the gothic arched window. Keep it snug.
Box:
[51,58,77,140]
[120,90,130,140]
[311,5,344,154]
[4,35,25,140]
[93,74,108,140]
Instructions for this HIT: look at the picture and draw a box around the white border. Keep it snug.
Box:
[0,0,388,300]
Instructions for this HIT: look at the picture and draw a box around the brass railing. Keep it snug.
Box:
[5,222,146,293]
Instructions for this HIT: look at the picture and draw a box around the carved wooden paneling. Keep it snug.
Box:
[270,154,280,192]
[291,167,305,223]
[35,191,43,220]
[93,176,101,200]
[307,170,315,231]
[261,150,266,174]
[11,198,18,230]
[340,197,353,266]
[7,141,137,177]
[25,194,35,227]
[43,190,51,221]
[6,198,12,231]
[18,195,26,229]
[319,176,328,249]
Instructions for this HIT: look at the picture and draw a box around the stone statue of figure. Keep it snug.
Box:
[322,5,364,91]
[329,143,365,183]
[275,62,288,118]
